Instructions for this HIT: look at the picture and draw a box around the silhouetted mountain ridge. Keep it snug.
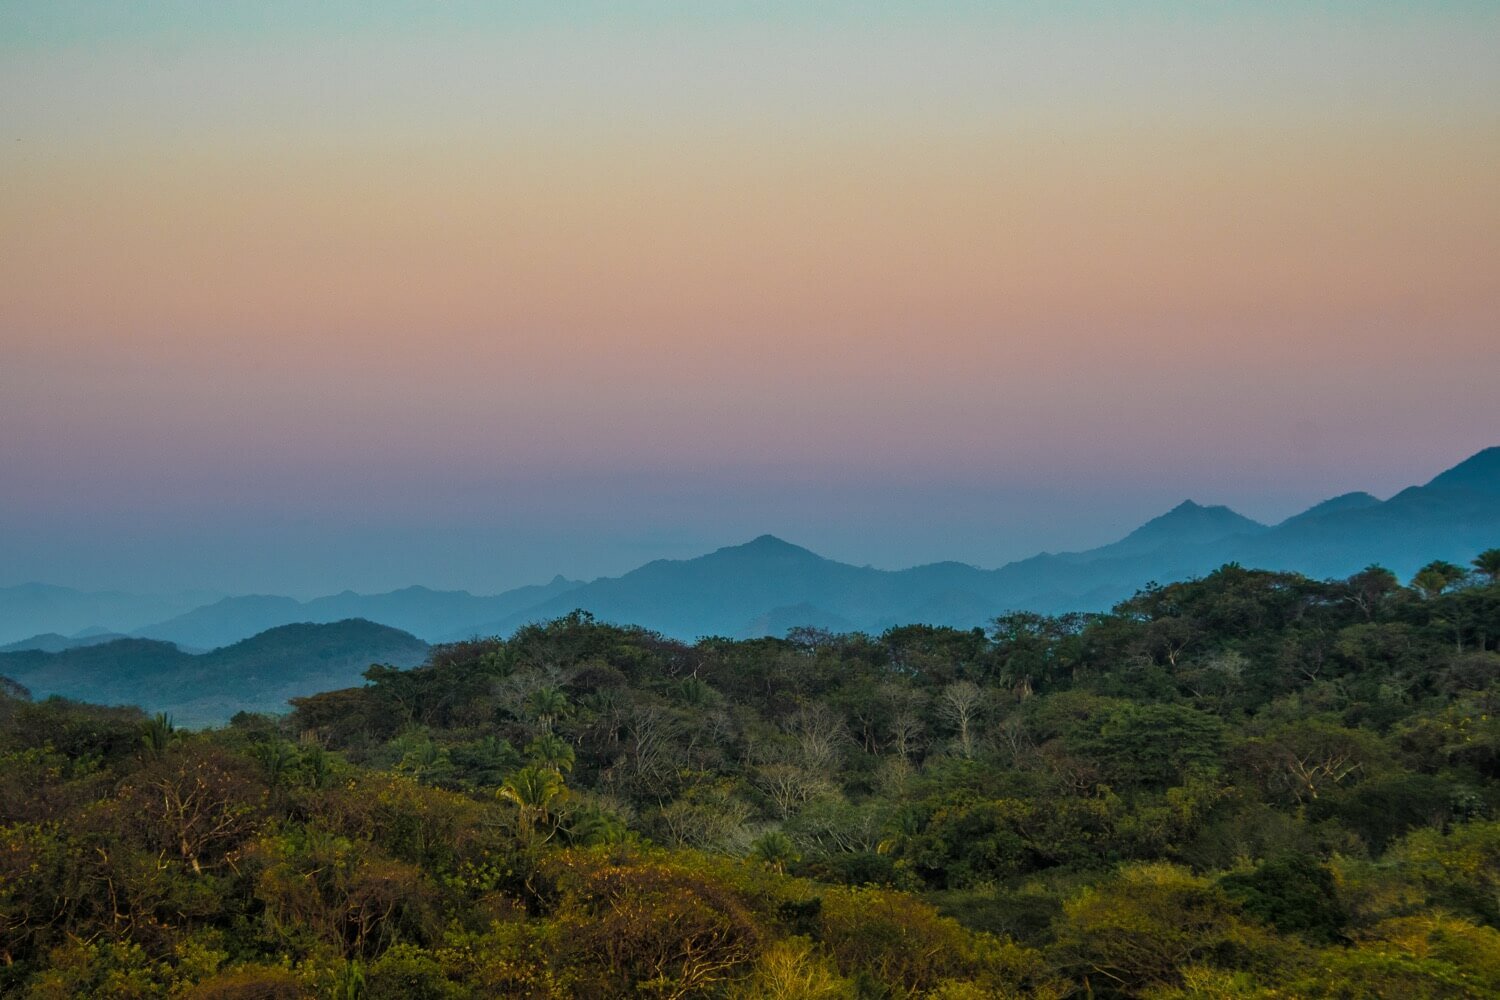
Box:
[0,618,428,726]
[0,584,222,646]
[0,629,131,654]
[1424,445,1500,493]
[132,576,583,650]
[1277,492,1381,528]
[1061,499,1267,562]
[476,448,1497,638]
[5,447,1496,646]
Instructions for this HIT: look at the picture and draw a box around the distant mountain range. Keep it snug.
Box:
[0,627,130,654]
[2,446,1496,648]
[128,575,582,651]
[0,584,221,649]
[0,619,428,727]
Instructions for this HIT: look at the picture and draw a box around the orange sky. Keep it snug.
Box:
[2,4,1498,592]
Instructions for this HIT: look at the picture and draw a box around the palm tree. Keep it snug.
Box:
[301,746,334,790]
[525,731,575,773]
[252,739,298,787]
[525,685,570,732]
[140,712,176,755]
[498,765,566,843]
[1411,560,1467,599]
[568,805,631,847]
[748,830,799,874]
[1473,548,1500,584]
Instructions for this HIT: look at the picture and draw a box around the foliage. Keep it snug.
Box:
[1,553,1498,996]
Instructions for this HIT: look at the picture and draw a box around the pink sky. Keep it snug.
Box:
[2,4,1497,593]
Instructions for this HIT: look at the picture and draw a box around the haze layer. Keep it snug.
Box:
[2,2,1497,593]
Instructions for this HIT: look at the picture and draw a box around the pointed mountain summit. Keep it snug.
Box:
[1099,500,1268,558]
[709,534,822,561]
[1225,446,1500,580]
[19,446,1495,649]
[742,533,804,550]
[468,534,882,640]
[1423,446,1500,493]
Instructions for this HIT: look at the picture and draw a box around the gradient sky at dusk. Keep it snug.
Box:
[3,2,1498,596]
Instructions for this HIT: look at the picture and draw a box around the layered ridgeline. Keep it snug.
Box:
[0,575,582,652]
[3,447,1497,647]
[0,584,222,648]
[2,557,1498,997]
[0,620,428,727]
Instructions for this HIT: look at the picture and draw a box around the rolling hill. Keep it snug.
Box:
[0,628,131,654]
[0,619,429,726]
[131,576,582,650]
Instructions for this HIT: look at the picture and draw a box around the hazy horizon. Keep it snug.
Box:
[1,446,1487,599]
[4,3,1497,596]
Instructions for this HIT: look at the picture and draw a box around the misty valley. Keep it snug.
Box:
[5,447,1498,726]
[8,2,1498,995]
[4,534,1500,997]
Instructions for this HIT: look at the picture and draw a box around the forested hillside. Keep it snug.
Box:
[3,551,1499,997]
[0,620,429,727]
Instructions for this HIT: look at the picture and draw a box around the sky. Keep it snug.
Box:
[2,1,1498,597]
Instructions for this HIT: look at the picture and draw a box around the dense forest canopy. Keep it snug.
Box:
[3,551,1500,997]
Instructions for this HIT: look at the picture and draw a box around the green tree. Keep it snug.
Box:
[1389,820,1500,926]
[1411,560,1468,599]
[1473,548,1500,584]
[728,938,855,999]
[1050,863,1255,996]
[526,686,570,732]
[748,830,799,874]
[251,739,298,789]
[1071,702,1226,789]
[499,765,567,843]
[1341,565,1402,621]
[525,732,576,774]
[550,853,763,998]
[1219,854,1346,943]
[140,711,177,755]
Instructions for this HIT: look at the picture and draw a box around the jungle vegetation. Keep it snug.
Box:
[3,549,1500,998]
